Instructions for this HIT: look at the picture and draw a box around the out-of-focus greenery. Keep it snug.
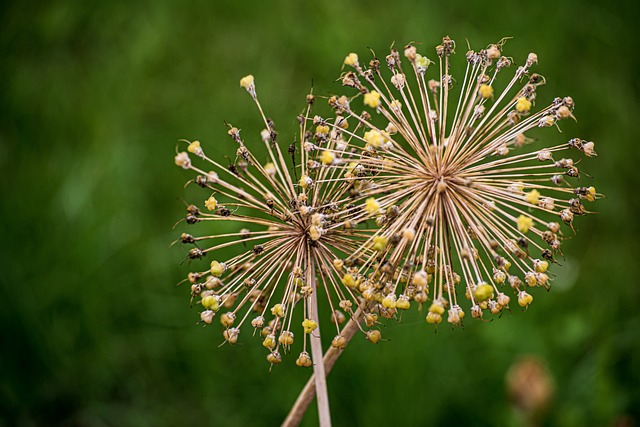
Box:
[1,0,639,426]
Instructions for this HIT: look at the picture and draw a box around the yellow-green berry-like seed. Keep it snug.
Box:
[426,312,442,324]
[342,273,356,288]
[331,335,347,349]
[296,351,312,367]
[479,84,494,99]
[518,291,534,307]
[271,304,285,318]
[366,330,381,344]
[372,235,388,251]
[302,318,318,334]
[474,282,494,301]
[266,351,282,365]
[210,261,226,277]
[263,334,276,349]
[201,295,220,311]
[363,91,381,108]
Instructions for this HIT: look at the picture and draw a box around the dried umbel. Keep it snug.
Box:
[309,36,600,327]
[174,76,381,365]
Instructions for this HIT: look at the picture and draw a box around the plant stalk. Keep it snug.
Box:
[282,307,362,427]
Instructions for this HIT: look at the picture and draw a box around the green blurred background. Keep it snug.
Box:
[2,0,639,426]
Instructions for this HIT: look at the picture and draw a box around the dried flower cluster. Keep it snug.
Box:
[174,36,599,365]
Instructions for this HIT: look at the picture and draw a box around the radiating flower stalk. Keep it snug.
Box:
[174,75,384,426]
[316,36,600,328]
[173,36,600,426]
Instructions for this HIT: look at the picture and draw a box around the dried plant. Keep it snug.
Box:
[173,36,600,427]
[313,36,600,328]
[174,76,382,426]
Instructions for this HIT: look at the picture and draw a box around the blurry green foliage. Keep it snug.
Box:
[1,0,639,425]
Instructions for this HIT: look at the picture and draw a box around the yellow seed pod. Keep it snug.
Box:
[299,174,312,189]
[525,189,540,205]
[271,303,285,317]
[262,334,276,349]
[415,54,431,69]
[344,53,359,67]
[320,149,335,165]
[426,312,442,325]
[239,74,254,90]
[278,331,294,346]
[316,124,330,135]
[266,351,281,364]
[428,301,445,315]
[515,97,532,113]
[364,197,380,215]
[503,260,512,270]
[534,259,549,273]
[372,235,388,251]
[210,261,226,277]
[302,318,318,334]
[479,84,494,99]
[364,130,385,148]
[363,90,381,109]
[333,258,344,270]
[187,140,203,156]
[366,330,381,344]
[517,215,534,233]
[381,294,397,309]
[518,291,534,307]
[332,335,347,349]
[264,162,276,176]
[201,295,219,311]
[204,196,218,211]
[396,296,411,310]
[342,273,356,288]
[412,270,429,287]
[474,283,494,302]
[296,351,312,367]
[525,272,537,287]
[493,270,506,284]
[585,186,597,202]
[309,225,322,241]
